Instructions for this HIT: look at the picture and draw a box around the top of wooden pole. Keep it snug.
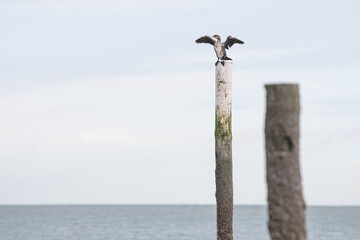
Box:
[265,83,299,88]
[264,84,300,114]
[215,61,232,69]
[215,62,232,85]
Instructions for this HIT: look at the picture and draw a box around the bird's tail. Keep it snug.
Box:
[222,56,232,61]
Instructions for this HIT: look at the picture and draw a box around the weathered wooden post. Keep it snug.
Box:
[215,62,233,240]
[195,33,243,240]
[264,84,306,240]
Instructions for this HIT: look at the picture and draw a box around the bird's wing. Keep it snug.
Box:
[195,36,215,46]
[224,36,244,49]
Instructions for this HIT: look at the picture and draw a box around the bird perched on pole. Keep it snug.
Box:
[195,35,244,66]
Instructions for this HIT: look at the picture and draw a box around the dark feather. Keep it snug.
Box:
[195,36,215,46]
[224,36,244,49]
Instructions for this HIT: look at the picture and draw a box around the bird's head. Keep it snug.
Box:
[212,35,221,41]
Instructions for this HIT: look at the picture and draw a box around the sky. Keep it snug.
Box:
[0,0,359,205]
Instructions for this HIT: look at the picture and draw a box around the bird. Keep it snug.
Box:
[195,35,244,66]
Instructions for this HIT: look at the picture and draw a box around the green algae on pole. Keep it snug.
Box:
[265,84,306,240]
[215,62,233,240]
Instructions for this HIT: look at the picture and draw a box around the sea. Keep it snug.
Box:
[0,205,359,240]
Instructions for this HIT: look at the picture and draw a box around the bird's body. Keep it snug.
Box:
[195,35,244,65]
[214,41,227,60]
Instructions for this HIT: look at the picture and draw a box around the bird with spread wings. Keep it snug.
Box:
[195,35,244,66]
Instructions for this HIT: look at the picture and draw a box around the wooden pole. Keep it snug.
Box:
[265,84,306,240]
[215,62,233,240]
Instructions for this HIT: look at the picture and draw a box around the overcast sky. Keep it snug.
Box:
[1,0,359,205]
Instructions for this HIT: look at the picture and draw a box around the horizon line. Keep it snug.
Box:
[1,203,359,207]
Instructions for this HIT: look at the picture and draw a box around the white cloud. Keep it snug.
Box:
[352,161,360,167]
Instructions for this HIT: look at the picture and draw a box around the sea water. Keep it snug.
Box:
[0,205,359,240]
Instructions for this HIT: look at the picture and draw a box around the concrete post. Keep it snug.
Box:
[264,84,306,240]
[215,62,233,240]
